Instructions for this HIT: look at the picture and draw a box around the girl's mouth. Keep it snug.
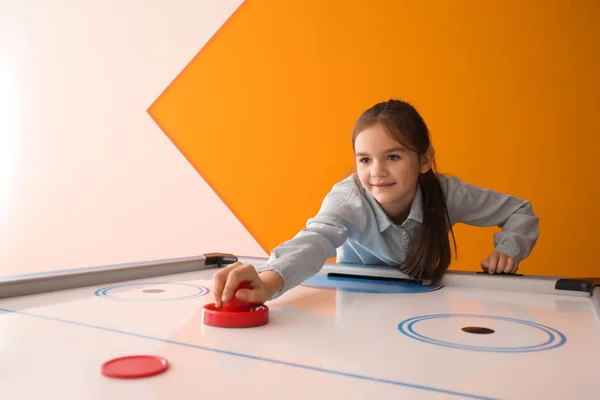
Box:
[372,182,395,188]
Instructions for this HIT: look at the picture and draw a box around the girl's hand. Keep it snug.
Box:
[481,251,518,274]
[212,262,283,308]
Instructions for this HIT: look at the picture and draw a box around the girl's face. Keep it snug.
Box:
[354,123,432,221]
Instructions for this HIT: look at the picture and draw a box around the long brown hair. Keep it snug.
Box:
[351,99,457,282]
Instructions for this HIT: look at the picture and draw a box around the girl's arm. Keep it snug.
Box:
[441,174,540,266]
[256,181,365,299]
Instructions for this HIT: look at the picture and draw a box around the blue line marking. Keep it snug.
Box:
[398,314,567,353]
[94,282,210,302]
[0,307,496,399]
[406,318,553,351]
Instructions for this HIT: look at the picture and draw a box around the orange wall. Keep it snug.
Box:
[149,0,599,278]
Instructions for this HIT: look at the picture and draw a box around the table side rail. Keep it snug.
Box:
[0,256,215,300]
[318,262,591,298]
[2,253,594,300]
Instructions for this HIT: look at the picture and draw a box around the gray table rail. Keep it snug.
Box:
[2,252,598,322]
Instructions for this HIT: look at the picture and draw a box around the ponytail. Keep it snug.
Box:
[402,169,456,282]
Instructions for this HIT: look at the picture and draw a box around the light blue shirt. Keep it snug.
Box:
[256,173,539,299]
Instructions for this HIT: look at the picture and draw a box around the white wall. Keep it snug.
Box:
[0,0,266,277]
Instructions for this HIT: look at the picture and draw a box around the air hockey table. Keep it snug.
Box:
[1,252,599,399]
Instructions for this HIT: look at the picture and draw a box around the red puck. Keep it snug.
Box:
[101,355,169,379]
[202,303,269,328]
[203,281,269,328]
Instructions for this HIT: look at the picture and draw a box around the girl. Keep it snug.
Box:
[212,99,539,307]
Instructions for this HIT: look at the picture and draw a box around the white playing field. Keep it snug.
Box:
[1,263,599,399]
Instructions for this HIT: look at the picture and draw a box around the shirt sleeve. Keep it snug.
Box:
[255,181,365,299]
[440,174,540,265]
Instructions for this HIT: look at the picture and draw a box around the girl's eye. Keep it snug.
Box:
[359,157,370,163]
[388,155,400,161]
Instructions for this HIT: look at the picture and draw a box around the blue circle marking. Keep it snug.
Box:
[302,275,441,294]
[94,281,210,302]
[398,314,567,353]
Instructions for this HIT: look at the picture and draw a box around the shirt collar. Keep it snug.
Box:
[363,183,424,232]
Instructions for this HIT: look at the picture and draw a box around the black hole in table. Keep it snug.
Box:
[462,326,495,334]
